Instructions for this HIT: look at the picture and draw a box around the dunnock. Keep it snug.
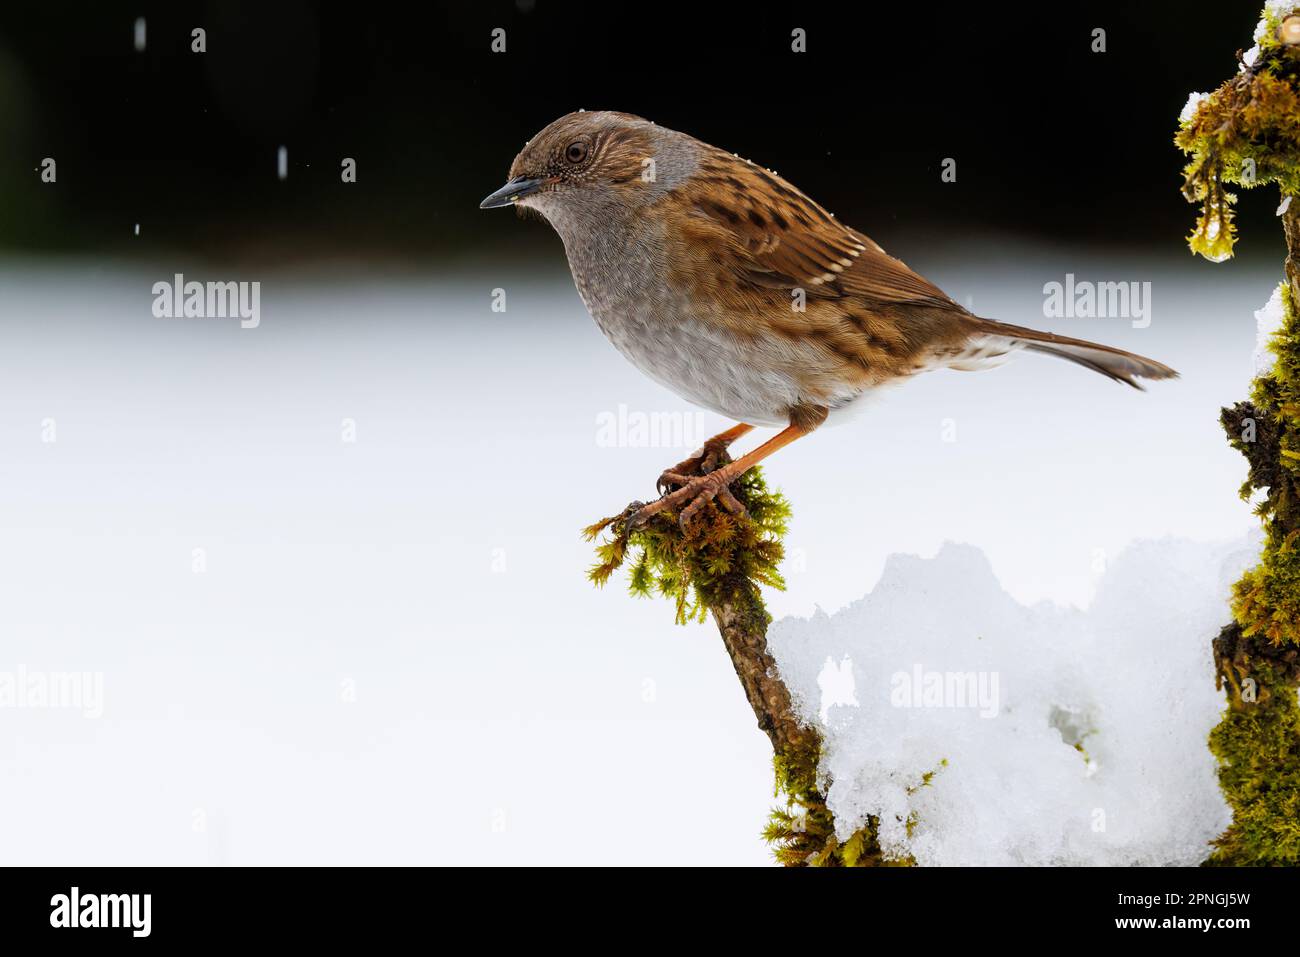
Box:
[481,111,1177,526]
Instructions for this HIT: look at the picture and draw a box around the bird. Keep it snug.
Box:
[480,111,1178,526]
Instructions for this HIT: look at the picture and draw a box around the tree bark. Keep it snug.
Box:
[709,598,818,760]
[1283,199,1300,307]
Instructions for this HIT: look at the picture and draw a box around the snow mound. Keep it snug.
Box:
[768,537,1258,866]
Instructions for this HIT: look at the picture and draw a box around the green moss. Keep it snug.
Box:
[1174,16,1300,261]
[1210,284,1300,863]
[1180,3,1300,866]
[762,755,943,865]
[1224,285,1300,647]
[763,745,909,867]
[583,465,790,627]
[1207,652,1300,865]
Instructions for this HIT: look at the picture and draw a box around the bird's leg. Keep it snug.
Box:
[635,426,805,527]
[634,406,826,529]
[656,422,754,493]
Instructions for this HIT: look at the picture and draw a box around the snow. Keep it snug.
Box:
[0,250,1265,865]
[768,536,1258,866]
[1254,284,1286,375]
[1179,91,1208,125]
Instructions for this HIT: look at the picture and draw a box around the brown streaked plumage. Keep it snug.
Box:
[480,111,1178,526]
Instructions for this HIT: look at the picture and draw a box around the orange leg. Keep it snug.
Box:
[708,422,756,446]
[634,422,810,528]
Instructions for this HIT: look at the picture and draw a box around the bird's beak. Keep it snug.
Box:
[479,176,548,209]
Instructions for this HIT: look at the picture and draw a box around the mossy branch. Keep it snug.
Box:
[1210,285,1300,865]
[584,459,899,866]
[1175,6,1300,262]
[1182,3,1300,865]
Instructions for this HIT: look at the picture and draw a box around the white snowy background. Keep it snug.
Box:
[0,236,1275,864]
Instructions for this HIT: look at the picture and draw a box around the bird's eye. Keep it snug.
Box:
[565,141,589,164]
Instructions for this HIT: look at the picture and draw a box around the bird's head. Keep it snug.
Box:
[479,111,694,224]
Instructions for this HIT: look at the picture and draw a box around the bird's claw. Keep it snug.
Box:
[677,472,749,526]
[631,469,749,530]
[715,485,748,519]
[655,441,728,494]
[621,501,649,531]
[656,471,695,495]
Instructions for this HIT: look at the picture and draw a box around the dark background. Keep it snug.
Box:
[0,1,1274,264]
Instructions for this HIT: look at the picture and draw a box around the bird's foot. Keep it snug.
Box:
[631,466,749,530]
[655,438,730,495]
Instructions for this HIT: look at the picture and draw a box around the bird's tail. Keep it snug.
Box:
[962,317,1178,390]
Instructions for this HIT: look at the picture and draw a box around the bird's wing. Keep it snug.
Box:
[679,152,960,310]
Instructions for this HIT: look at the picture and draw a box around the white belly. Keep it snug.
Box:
[595,307,803,427]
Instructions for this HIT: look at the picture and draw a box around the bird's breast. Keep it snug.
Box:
[558,227,854,427]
